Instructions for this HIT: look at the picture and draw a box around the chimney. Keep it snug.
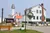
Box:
[41,3,45,22]
[1,8,4,23]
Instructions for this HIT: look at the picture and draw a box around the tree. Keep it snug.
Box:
[27,11,33,19]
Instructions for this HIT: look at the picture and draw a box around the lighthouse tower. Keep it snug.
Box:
[11,4,15,18]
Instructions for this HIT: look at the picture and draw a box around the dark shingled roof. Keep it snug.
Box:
[11,4,15,9]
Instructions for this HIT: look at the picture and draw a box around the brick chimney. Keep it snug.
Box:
[41,3,45,22]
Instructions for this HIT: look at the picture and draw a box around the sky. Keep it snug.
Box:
[0,0,50,18]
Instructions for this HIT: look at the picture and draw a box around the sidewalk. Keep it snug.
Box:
[26,26,50,33]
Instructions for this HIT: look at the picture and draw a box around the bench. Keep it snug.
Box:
[0,23,12,30]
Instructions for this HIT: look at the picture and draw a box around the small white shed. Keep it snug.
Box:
[0,17,4,23]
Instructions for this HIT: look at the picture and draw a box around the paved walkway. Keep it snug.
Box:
[26,26,50,33]
[11,26,50,33]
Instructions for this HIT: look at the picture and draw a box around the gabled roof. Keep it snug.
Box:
[27,4,46,11]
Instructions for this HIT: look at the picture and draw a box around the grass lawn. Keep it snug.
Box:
[0,30,42,33]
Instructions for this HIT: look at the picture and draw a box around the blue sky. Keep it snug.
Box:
[0,0,50,18]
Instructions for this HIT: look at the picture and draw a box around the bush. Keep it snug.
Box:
[22,23,24,27]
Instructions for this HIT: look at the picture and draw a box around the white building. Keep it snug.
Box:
[22,3,46,23]
[0,17,4,23]
[0,17,1,23]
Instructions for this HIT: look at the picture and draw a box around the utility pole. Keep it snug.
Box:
[41,3,45,25]
[1,8,4,23]
[41,3,44,22]
[25,9,27,32]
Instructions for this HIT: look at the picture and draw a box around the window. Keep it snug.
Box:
[37,10,38,13]
[38,6,40,8]
[40,16,42,20]
[37,16,38,20]
[40,10,41,13]
[40,16,45,20]
[33,16,35,19]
